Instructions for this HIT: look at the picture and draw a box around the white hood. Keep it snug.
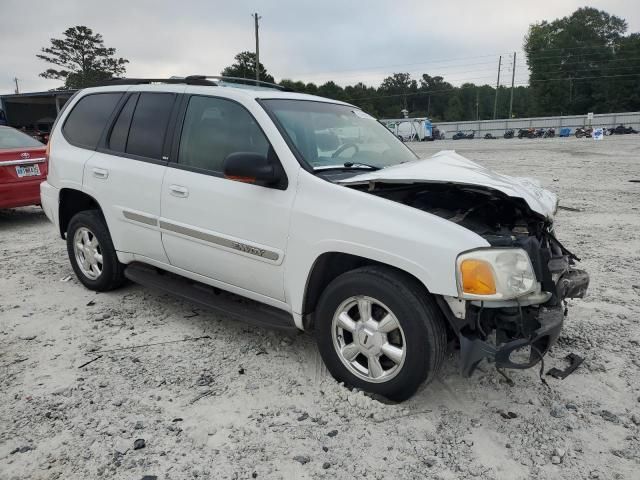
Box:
[338,150,558,219]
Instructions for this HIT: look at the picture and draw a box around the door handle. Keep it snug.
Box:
[169,185,189,198]
[92,167,109,179]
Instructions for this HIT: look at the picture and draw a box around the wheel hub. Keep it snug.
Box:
[356,323,383,354]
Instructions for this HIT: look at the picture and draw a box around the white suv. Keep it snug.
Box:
[41,76,589,400]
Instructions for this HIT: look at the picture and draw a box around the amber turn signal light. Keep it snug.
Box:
[460,259,497,295]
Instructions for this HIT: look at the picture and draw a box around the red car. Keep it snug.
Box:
[0,126,48,209]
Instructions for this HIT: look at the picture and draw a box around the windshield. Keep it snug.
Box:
[261,100,417,171]
[0,127,43,149]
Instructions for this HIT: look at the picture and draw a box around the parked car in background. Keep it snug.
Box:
[0,126,47,209]
[40,76,589,401]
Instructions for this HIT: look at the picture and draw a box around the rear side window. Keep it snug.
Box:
[108,94,138,152]
[178,95,269,173]
[63,93,123,148]
[125,93,175,159]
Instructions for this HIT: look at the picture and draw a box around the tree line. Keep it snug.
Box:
[37,8,640,121]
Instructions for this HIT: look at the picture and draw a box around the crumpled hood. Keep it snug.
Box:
[338,150,558,219]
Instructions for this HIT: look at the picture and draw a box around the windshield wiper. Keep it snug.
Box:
[343,161,380,170]
[314,162,381,172]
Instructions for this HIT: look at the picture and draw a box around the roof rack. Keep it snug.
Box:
[103,75,291,91]
[188,75,291,91]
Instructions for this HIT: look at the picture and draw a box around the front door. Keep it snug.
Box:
[160,94,295,301]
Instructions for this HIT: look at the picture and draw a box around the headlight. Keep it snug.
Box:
[456,248,538,300]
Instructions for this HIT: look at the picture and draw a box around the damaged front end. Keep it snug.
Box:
[350,178,589,377]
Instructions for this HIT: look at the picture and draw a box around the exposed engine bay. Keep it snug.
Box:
[349,181,590,376]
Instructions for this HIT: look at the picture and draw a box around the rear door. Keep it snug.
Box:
[83,89,182,262]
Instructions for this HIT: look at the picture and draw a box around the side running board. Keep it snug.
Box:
[124,263,297,331]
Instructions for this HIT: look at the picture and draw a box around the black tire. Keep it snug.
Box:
[66,210,125,292]
[315,266,447,401]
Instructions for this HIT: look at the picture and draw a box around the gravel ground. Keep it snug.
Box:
[1,136,639,480]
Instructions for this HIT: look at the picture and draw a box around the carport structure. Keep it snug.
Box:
[0,90,76,129]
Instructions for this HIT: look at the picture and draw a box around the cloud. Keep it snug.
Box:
[1,0,638,93]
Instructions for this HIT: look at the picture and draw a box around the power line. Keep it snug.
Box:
[516,43,621,55]
[514,55,640,69]
[294,55,639,87]
[294,44,624,79]
[280,44,639,93]
[300,69,505,85]
[298,61,502,80]
[286,52,512,78]
[301,60,638,90]
[343,72,640,102]
[281,43,634,86]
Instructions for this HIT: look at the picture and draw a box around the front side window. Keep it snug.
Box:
[126,93,176,159]
[261,100,417,172]
[63,93,123,148]
[178,95,270,173]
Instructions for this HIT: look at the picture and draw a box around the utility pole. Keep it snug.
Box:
[508,52,516,119]
[252,12,261,82]
[14,77,19,94]
[493,55,502,119]
[568,77,573,103]
[476,88,479,120]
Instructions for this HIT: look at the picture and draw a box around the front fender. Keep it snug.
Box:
[284,172,489,314]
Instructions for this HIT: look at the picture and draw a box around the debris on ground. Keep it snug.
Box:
[547,352,585,379]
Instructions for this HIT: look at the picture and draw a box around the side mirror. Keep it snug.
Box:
[223,152,285,188]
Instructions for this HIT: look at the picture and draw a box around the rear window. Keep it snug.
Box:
[0,127,43,149]
[125,93,175,159]
[63,93,123,148]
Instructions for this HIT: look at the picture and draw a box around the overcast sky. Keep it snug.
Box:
[1,0,638,94]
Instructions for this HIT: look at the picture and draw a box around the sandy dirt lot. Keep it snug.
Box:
[1,136,639,480]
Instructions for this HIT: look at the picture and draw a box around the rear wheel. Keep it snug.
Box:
[315,266,447,401]
[66,210,125,291]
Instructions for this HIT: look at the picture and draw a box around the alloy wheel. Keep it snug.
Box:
[73,227,103,280]
[331,295,406,383]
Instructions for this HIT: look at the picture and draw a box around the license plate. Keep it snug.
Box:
[15,164,41,177]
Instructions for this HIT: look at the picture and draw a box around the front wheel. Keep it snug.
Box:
[66,210,125,291]
[315,266,447,401]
